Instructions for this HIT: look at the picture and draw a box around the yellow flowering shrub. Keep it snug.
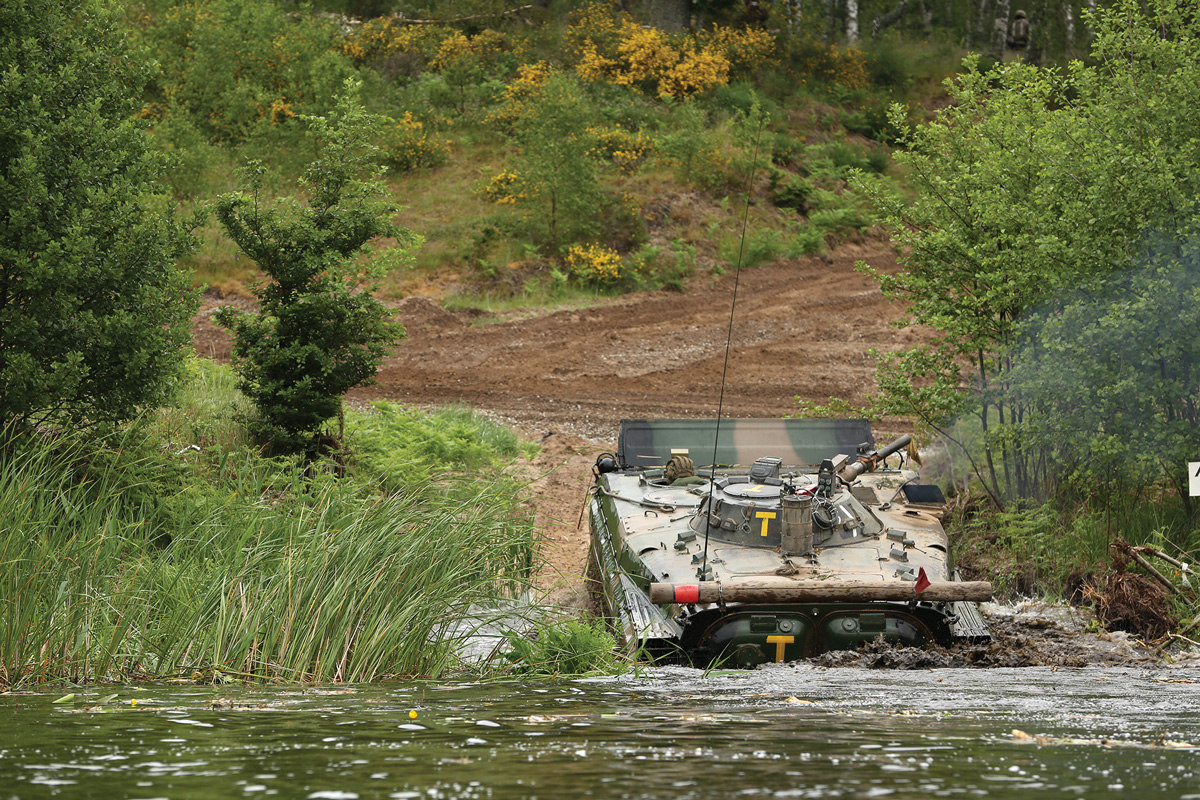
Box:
[587,126,655,172]
[564,2,623,60]
[339,19,449,64]
[565,3,774,98]
[380,112,450,172]
[565,244,638,288]
[503,61,552,101]
[698,26,777,75]
[486,61,553,130]
[140,0,357,143]
[796,41,870,90]
[659,49,730,99]
[430,29,515,72]
[480,170,526,205]
[269,98,296,125]
[612,26,680,89]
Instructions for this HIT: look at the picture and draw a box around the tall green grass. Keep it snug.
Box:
[0,370,537,688]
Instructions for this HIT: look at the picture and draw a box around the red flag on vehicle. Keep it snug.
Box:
[915,567,931,594]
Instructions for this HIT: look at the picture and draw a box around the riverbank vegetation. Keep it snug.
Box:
[0,362,537,689]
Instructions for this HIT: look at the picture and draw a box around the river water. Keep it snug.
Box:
[3,664,1199,799]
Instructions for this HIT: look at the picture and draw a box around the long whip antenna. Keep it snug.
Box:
[699,108,767,580]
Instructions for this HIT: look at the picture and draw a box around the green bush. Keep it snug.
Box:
[811,139,889,176]
[507,72,604,250]
[138,0,356,144]
[380,112,451,172]
[719,227,819,269]
[657,100,728,189]
[638,239,697,292]
[503,618,619,676]
[707,81,771,118]
[770,172,813,212]
[864,40,915,89]
[842,98,904,143]
[0,0,200,428]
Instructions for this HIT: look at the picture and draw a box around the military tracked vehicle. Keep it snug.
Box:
[586,419,991,667]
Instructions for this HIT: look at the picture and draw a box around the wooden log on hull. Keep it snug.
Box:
[648,579,993,605]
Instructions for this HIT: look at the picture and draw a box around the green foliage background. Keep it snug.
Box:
[860,0,1200,516]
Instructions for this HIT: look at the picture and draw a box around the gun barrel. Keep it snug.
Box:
[841,434,913,481]
[877,434,913,460]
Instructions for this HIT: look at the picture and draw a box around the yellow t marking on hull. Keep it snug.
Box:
[755,510,777,537]
[766,635,794,662]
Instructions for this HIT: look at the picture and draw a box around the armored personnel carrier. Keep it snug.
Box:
[586,419,991,667]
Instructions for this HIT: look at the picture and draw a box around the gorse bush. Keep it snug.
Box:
[588,125,656,173]
[137,0,355,144]
[566,1,774,99]
[565,243,638,289]
[485,60,552,132]
[788,37,870,91]
[340,17,448,65]
[380,112,451,171]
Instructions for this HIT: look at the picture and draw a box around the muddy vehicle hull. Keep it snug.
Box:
[587,419,991,667]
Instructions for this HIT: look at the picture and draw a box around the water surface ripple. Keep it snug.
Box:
[3,665,1199,799]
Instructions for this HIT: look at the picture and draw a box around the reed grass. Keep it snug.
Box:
[0,383,537,688]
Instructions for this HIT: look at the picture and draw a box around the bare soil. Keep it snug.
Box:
[193,244,918,607]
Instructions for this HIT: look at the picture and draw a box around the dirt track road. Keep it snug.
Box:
[195,243,916,605]
[356,242,915,439]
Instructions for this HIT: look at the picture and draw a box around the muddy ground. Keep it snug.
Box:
[807,604,1177,669]
[192,244,1178,665]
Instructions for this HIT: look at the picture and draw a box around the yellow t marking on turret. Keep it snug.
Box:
[766,635,794,662]
[755,510,776,536]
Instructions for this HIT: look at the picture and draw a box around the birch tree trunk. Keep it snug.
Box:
[785,0,804,32]
[871,0,909,38]
[972,0,991,50]
[1062,1,1075,54]
[918,0,933,33]
[847,0,860,43]
[1024,0,1049,65]
[990,0,1011,60]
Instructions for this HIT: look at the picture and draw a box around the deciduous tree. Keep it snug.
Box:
[860,0,1200,508]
